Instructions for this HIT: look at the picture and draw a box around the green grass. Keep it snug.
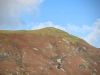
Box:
[15,57,23,68]
[0,30,27,34]
[0,27,80,43]
[31,27,80,43]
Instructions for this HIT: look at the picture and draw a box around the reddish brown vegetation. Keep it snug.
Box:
[0,27,100,75]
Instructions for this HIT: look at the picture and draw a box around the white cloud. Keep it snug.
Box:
[0,0,43,29]
[66,18,100,48]
[32,21,66,31]
[67,23,93,33]
[85,18,100,48]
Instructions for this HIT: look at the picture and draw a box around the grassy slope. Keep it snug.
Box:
[0,27,80,42]
[0,27,91,48]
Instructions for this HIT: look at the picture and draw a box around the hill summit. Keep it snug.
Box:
[0,27,100,75]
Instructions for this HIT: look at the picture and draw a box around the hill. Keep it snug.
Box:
[0,27,100,75]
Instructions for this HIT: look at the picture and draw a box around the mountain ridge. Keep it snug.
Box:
[0,27,100,75]
[0,27,90,45]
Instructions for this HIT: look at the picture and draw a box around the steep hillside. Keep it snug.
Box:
[0,27,100,75]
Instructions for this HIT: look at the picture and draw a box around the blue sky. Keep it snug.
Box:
[0,0,100,48]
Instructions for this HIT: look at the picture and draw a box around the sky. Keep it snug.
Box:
[0,0,100,48]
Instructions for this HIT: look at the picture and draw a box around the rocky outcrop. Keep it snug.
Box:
[0,52,17,61]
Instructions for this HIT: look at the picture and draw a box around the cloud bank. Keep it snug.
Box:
[85,19,100,48]
[0,0,43,29]
[67,23,93,34]
[66,19,100,48]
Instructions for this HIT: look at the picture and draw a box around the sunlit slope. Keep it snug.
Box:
[0,27,100,75]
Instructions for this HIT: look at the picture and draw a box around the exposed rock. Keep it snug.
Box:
[92,71,97,75]
[62,38,70,44]
[0,52,14,61]
[34,48,38,51]
[77,47,87,52]
[57,58,62,64]
[47,43,53,49]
